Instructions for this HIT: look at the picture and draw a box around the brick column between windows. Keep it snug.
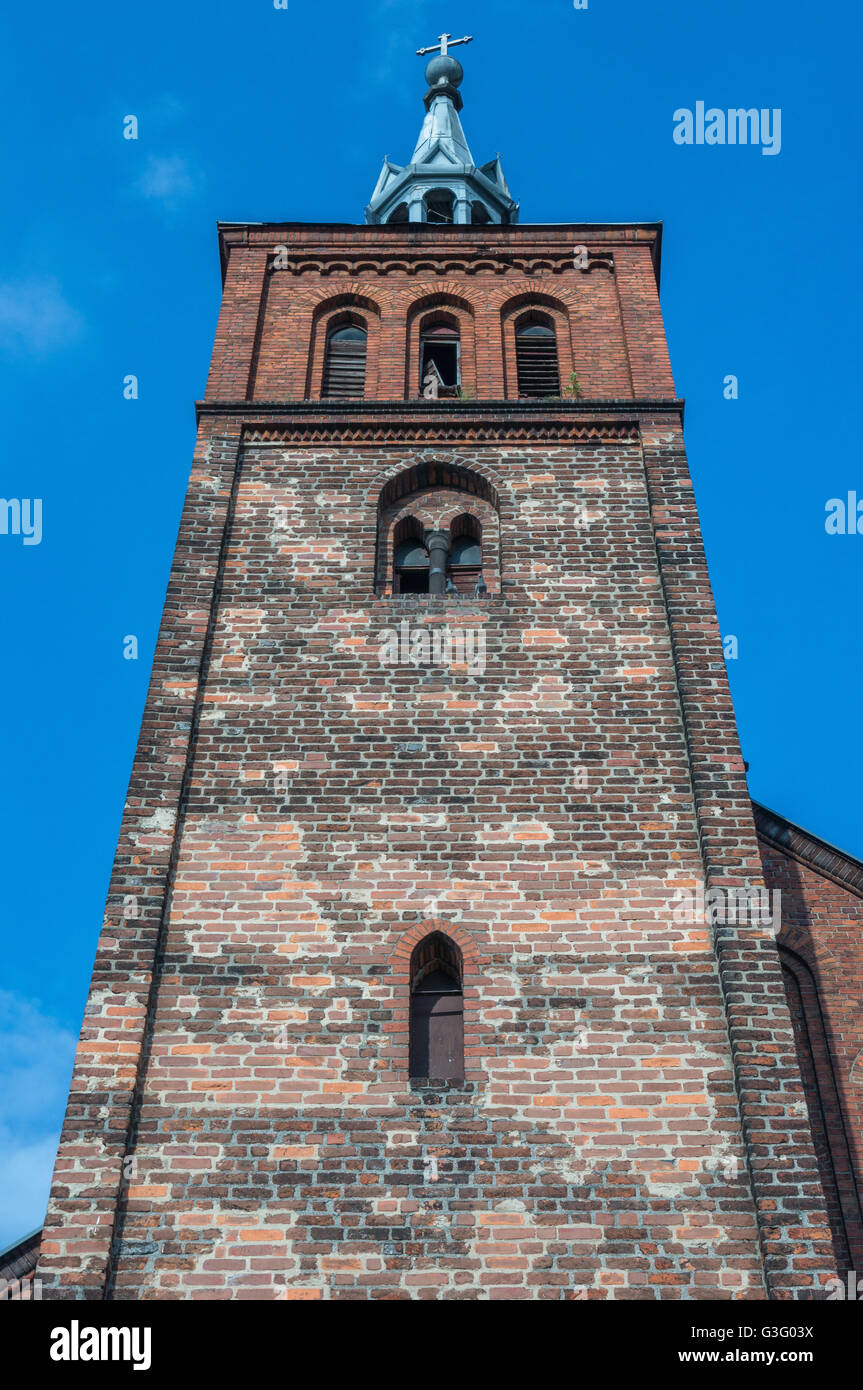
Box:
[425,528,451,595]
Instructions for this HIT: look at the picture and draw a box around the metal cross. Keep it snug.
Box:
[416,32,473,58]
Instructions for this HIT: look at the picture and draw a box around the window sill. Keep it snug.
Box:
[376,593,499,603]
[409,1078,471,1093]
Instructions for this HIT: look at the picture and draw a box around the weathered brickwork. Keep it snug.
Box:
[38,220,839,1300]
[757,811,863,1279]
[208,224,672,404]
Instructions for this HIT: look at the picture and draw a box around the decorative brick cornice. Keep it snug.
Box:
[196,398,684,446]
[217,221,664,288]
[264,250,615,279]
[243,419,641,446]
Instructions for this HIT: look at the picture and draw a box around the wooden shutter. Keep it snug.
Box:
[448,565,481,596]
[515,323,560,397]
[322,326,367,398]
[409,991,464,1079]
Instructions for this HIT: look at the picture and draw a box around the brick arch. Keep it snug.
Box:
[307,284,383,312]
[387,495,494,535]
[377,489,500,595]
[406,288,476,316]
[367,454,505,511]
[405,291,477,400]
[388,920,487,1085]
[369,456,509,595]
[378,460,499,513]
[498,289,575,319]
[500,290,575,399]
[389,919,485,973]
[306,291,383,399]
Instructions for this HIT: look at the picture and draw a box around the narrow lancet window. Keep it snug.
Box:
[409,933,464,1080]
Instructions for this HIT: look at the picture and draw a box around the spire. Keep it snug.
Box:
[410,89,473,167]
[365,34,519,227]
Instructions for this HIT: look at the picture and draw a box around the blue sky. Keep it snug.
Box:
[0,0,859,1248]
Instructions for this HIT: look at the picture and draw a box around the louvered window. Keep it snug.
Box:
[515,318,560,397]
[322,323,367,398]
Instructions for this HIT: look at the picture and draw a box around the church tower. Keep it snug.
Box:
[40,38,838,1301]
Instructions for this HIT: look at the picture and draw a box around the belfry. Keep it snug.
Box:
[34,35,863,1302]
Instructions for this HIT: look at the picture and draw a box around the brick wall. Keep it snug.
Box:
[38,221,838,1300]
[208,224,672,404]
[758,820,863,1278]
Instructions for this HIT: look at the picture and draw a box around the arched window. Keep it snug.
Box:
[447,514,482,595]
[420,317,460,396]
[393,517,429,594]
[322,320,367,398]
[376,462,501,598]
[425,189,455,224]
[515,313,560,397]
[470,201,492,225]
[388,202,409,224]
[409,933,464,1080]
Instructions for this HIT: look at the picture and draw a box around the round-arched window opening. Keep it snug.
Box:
[388,202,409,224]
[330,325,365,344]
[519,322,553,338]
[471,201,492,225]
[322,320,368,398]
[420,317,460,396]
[515,314,560,397]
[425,189,455,225]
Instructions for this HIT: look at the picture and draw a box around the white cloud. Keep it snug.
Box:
[0,277,83,355]
[0,991,77,1249]
[0,991,76,1130]
[0,1136,59,1251]
[135,154,202,205]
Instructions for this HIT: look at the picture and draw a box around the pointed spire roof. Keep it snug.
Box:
[411,93,473,166]
[365,35,518,226]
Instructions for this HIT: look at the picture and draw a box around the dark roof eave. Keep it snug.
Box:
[195,396,685,424]
[753,800,863,897]
[0,1227,41,1283]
